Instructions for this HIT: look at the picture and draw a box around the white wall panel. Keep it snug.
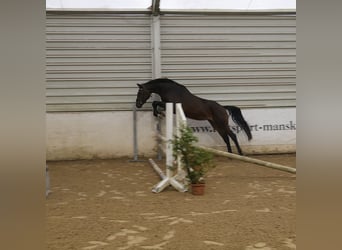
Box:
[160,14,296,108]
[46,13,152,111]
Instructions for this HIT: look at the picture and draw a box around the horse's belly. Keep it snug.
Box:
[184,110,211,121]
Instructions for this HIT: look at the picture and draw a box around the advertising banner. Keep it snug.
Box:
[187,108,296,153]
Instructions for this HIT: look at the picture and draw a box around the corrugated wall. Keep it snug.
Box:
[46,12,296,111]
[46,13,152,111]
[160,14,296,108]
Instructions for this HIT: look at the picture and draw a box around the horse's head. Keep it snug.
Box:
[136,83,151,108]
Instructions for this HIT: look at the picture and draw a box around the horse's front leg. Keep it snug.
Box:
[152,101,166,117]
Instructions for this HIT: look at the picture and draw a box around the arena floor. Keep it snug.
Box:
[46,154,296,250]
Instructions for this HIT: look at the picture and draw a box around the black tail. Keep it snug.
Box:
[224,105,252,140]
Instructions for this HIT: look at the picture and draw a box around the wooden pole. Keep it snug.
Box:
[198,146,296,174]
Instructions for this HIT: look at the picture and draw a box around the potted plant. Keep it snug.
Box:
[172,125,215,195]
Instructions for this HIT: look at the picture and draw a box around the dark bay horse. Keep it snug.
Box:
[135,78,252,155]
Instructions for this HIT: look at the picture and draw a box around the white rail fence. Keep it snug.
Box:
[148,103,188,193]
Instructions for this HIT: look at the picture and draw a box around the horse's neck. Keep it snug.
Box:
[146,83,160,94]
[147,81,186,102]
[158,86,177,102]
[147,83,170,99]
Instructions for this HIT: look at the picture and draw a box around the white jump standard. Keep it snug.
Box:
[149,103,188,193]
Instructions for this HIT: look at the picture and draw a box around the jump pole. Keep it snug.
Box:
[149,103,187,193]
[198,146,296,174]
[130,104,144,162]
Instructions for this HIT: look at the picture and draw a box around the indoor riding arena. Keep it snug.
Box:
[46,1,296,249]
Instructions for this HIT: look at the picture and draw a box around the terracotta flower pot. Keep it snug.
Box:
[191,183,205,195]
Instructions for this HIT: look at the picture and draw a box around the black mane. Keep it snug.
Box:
[144,78,187,90]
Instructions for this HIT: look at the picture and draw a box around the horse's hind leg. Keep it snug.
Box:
[223,134,232,153]
[209,120,232,153]
[227,129,243,155]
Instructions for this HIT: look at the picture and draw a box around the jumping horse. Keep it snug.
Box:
[135,78,252,155]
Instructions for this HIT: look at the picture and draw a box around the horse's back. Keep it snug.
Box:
[157,79,227,121]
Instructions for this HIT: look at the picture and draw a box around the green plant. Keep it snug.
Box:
[172,125,215,184]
